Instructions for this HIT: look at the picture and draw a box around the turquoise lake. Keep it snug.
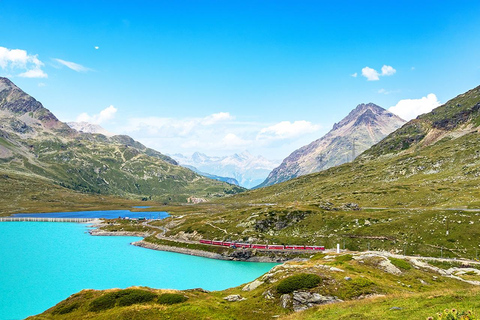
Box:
[0,222,277,320]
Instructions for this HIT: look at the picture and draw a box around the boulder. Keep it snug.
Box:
[292,291,342,312]
[223,294,246,302]
[242,279,264,291]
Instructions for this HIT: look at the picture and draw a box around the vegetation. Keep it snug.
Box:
[428,309,478,320]
[389,257,412,270]
[276,273,322,294]
[89,289,158,312]
[157,293,188,305]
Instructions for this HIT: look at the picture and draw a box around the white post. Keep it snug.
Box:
[336,243,340,253]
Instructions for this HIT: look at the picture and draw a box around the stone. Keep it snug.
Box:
[223,294,246,302]
[344,276,352,281]
[292,291,342,312]
[263,290,275,300]
[242,279,264,291]
[280,294,292,309]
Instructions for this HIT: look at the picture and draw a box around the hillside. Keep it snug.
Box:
[258,103,405,188]
[0,77,243,205]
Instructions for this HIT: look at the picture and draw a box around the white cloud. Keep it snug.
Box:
[18,68,48,78]
[351,72,357,78]
[76,105,118,124]
[361,67,380,81]
[388,93,440,121]
[201,112,234,125]
[361,65,396,81]
[381,65,396,76]
[94,46,99,50]
[54,58,90,72]
[126,112,235,136]
[0,46,47,78]
[257,120,320,140]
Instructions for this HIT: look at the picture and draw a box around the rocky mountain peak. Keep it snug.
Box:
[0,77,68,133]
[257,103,406,188]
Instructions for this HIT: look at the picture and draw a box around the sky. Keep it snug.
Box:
[1,0,479,159]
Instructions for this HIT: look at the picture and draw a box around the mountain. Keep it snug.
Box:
[257,103,405,188]
[67,121,114,137]
[226,84,480,209]
[0,77,243,203]
[171,151,280,189]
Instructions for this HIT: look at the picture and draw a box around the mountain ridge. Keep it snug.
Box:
[0,77,243,202]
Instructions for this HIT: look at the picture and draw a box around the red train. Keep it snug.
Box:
[199,239,324,251]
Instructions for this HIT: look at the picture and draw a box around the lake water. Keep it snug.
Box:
[13,209,169,220]
[0,222,277,320]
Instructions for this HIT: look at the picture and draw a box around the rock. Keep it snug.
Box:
[242,279,264,291]
[263,290,275,300]
[378,258,402,275]
[330,267,345,272]
[223,294,246,302]
[344,276,352,281]
[390,307,402,310]
[280,294,292,309]
[229,249,253,260]
[292,291,342,312]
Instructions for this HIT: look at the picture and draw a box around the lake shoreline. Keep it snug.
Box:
[131,239,292,263]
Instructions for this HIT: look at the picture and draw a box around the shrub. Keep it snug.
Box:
[89,289,157,312]
[157,293,188,305]
[52,302,80,315]
[89,292,118,312]
[276,273,322,294]
[389,257,412,270]
[335,254,353,263]
[427,309,478,320]
[117,289,157,307]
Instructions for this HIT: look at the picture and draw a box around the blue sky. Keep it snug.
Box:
[1,0,479,159]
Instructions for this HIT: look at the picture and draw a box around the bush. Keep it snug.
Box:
[389,257,412,270]
[427,309,478,320]
[276,273,322,294]
[117,289,157,307]
[89,292,118,312]
[89,289,157,312]
[335,254,353,263]
[157,293,188,305]
[52,302,80,315]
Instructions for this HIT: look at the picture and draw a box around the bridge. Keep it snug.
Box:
[0,217,100,223]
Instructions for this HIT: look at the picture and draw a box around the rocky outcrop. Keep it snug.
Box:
[258,103,405,187]
[223,294,246,302]
[280,291,342,312]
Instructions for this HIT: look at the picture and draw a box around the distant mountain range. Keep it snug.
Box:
[258,103,406,188]
[0,77,243,202]
[171,151,280,189]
